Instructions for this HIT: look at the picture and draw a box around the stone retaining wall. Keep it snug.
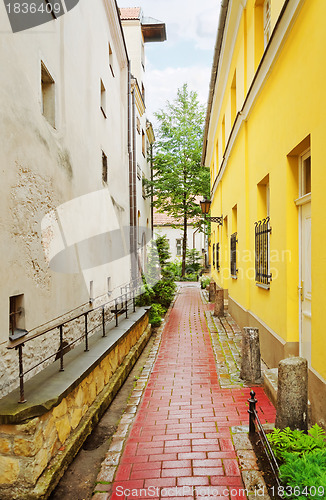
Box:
[0,311,149,499]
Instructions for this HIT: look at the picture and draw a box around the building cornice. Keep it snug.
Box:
[104,0,129,69]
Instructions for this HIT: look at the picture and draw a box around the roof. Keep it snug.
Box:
[119,7,141,20]
[119,7,166,43]
[153,197,203,226]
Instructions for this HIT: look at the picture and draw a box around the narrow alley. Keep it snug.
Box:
[92,284,276,499]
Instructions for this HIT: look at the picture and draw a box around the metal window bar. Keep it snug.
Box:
[230,232,238,276]
[255,217,272,284]
[212,243,215,268]
[216,243,220,271]
[248,390,281,489]
[7,277,143,404]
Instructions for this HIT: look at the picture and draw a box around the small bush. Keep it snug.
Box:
[149,303,166,327]
[153,278,176,309]
[200,276,210,289]
[268,425,326,499]
[180,273,198,282]
[267,424,326,461]
[279,450,326,499]
[135,284,155,307]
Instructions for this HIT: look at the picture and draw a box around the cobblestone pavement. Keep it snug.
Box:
[93,284,276,499]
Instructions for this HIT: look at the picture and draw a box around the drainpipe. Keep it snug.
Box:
[128,65,135,280]
[131,77,138,278]
[150,143,154,237]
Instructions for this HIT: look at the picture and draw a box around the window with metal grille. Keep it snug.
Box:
[216,243,220,271]
[212,243,215,268]
[230,232,238,277]
[255,217,272,285]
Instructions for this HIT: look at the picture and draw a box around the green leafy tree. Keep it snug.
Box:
[148,84,210,276]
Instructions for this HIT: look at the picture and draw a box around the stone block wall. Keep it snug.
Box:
[0,312,148,497]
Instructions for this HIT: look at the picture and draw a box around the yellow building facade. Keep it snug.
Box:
[202,0,326,426]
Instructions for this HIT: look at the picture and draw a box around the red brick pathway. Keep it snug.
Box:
[110,285,275,499]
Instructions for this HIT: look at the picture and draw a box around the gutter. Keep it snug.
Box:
[201,0,230,167]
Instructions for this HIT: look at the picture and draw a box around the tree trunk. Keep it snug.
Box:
[182,214,187,277]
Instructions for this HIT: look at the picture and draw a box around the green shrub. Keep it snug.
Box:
[185,248,202,274]
[267,424,326,461]
[268,425,326,499]
[149,303,166,327]
[279,450,326,499]
[200,276,210,289]
[153,278,176,309]
[135,284,155,307]
[164,260,182,280]
[180,273,198,281]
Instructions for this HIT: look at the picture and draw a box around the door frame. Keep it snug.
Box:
[295,148,311,358]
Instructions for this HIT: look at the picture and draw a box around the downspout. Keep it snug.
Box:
[150,143,154,236]
[128,64,135,280]
[131,78,138,278]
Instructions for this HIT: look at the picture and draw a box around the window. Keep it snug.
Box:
[100,79,107,118]
[137,163,142,180]
[137,117,141,134]
[230,233,238,277]
[231,70,237,125]
[109,43,114,77]
[263,0,271,48]
[142,175,147,199]
[255,217,272,285]
[222,115,226,153]
[216,243,220,272]
[142,130,146,157]
[9,294,27,341]
[141,83,145,103]
[176,239,182,256]
[212,243,215,268]
[41,61,55,127]
[102,151,108,183]
[300,150,311,196]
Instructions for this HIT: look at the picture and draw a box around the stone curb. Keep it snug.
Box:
[93,292,179,497]
[231,426,273,500]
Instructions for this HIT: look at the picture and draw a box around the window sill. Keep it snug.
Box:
[231,275,238,280]
[256,283,270,290]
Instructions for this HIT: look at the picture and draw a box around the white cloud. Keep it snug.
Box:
[145,65,212,127]
[118,0,220,51]
[118,0,221,123]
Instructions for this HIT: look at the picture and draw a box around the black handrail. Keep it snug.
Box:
[7,278,143,404]
[248,390,281,489]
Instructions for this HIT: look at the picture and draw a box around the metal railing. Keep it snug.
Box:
[248,390,281,489]
[7,278,143,404]
[255,217,272,285]
[230,232,238,276]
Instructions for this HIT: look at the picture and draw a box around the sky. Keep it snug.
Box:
[117,0,221,125]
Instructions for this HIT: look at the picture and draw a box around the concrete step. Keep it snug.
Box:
[263,368,278,408]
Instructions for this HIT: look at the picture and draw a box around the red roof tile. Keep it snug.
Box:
[119,7,141,21]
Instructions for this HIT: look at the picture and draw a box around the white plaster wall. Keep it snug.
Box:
[0,0,130,395]
[154,225,206,263]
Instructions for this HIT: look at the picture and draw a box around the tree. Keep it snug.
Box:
[148,84,210,276]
